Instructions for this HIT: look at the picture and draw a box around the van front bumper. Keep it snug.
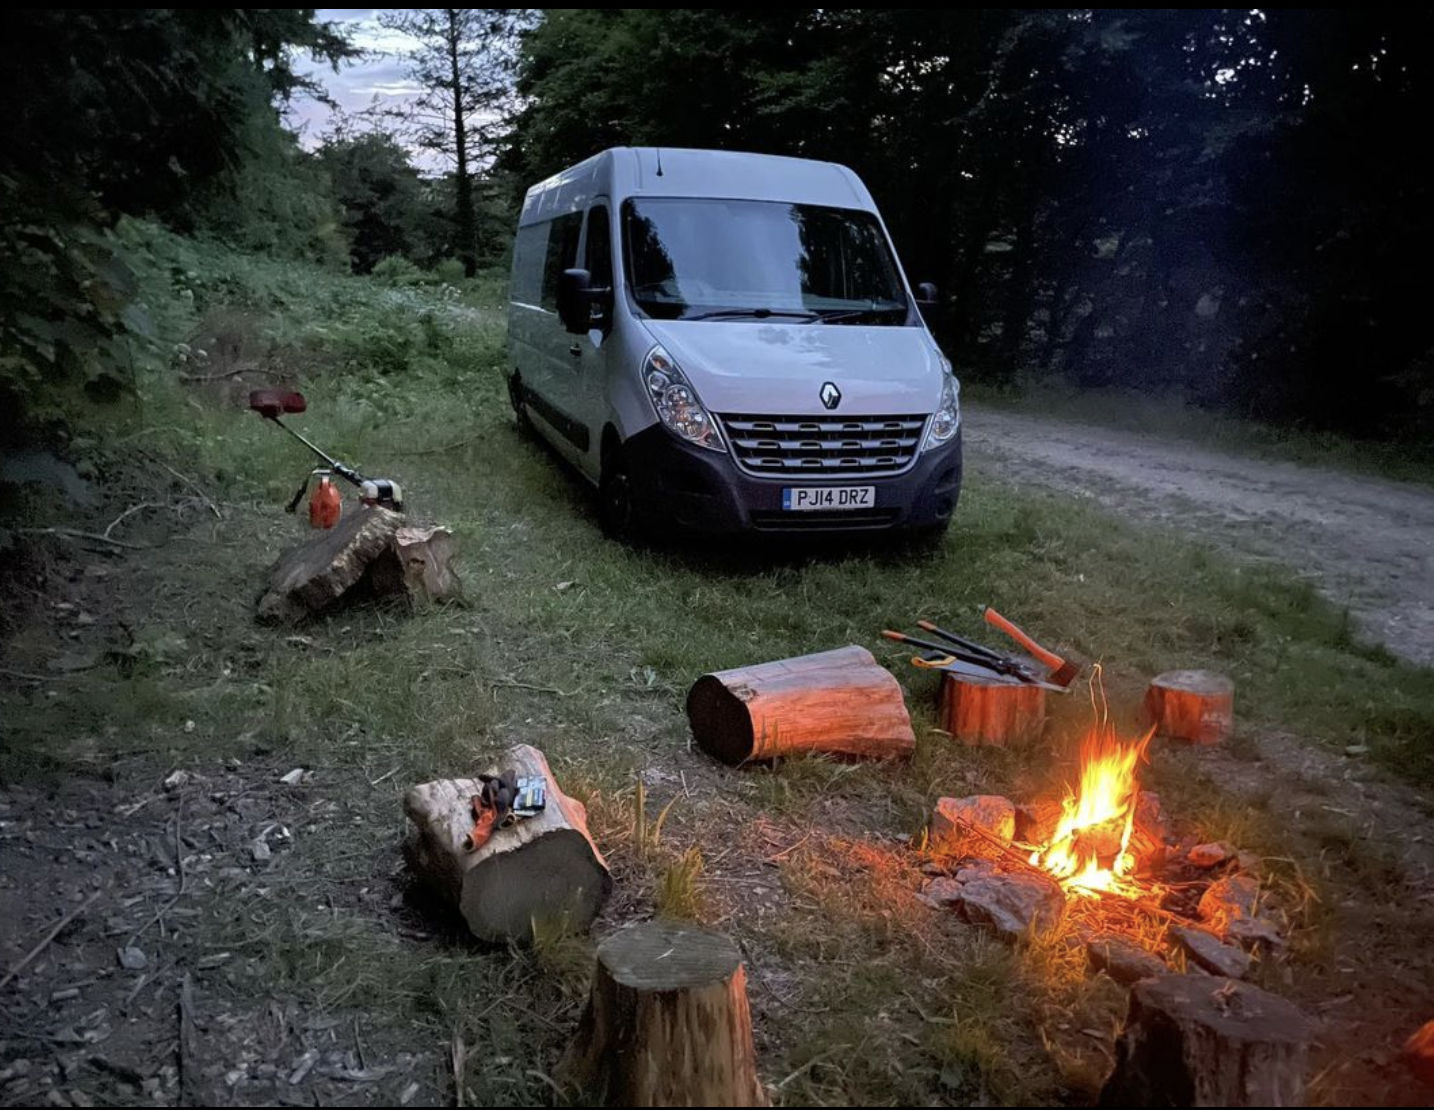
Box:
[623,424,962,535]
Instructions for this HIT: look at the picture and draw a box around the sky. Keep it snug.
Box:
[286,9,436,162]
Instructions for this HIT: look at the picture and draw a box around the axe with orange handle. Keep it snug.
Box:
[981,607,1081,689]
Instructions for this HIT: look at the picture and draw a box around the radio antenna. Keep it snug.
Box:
[654,147,664,177]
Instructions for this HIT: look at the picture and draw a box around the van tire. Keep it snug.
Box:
[598,449,641,542]
[508,375,534,436]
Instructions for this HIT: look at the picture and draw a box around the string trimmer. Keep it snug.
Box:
[248,389,404,516]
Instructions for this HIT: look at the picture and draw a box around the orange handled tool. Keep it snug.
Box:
[981,607,1080,688]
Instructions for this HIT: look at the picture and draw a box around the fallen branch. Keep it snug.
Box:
[488,679,579,698]
[103,502,164,540]
[15,527,147,551]
[139,451,222,520]
[177,972,197,1106]
[0,890,102,992]
[0,666,74,684]
[127,800,187,945]
[180,367,254,383]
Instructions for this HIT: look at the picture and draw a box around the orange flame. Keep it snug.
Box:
[1031,725,1154,895]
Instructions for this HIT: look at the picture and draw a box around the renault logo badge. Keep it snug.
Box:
[820,382,841,410]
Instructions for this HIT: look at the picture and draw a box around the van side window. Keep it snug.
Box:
[585,205,612,288]
[511,223,548,305]
[540,212,583,311]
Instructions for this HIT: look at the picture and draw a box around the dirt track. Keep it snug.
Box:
[965,408,1434,666]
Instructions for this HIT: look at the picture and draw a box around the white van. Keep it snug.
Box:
[506,147,962,539]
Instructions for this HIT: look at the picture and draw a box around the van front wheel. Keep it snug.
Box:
[599,452,640,542]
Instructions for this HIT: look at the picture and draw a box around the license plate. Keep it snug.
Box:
[782,486,875,511]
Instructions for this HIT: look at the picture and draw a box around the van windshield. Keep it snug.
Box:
[623,198,910,323]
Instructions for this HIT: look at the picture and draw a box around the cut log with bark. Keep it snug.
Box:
[365,524,463,605]
[403,744,611,943]
[257,506,405,624]
[1141,670,1234,744]
[394,524,461,602]
[686,645,914,765]
[257,509,462,623]
[560,921,767,1107]
[1099,974,1311,1107]
[938,672,1045,745]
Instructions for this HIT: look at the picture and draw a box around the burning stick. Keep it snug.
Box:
[1029,726,1155,893]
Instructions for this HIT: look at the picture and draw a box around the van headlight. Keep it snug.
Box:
[923,363,961,452]
[642,345,725,453]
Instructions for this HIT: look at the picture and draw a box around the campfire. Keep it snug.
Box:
[1029,725,1154,896]
[920,717,1287,987]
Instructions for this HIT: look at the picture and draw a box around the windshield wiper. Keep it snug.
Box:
[810,305,908,324]
[681,307,821,322]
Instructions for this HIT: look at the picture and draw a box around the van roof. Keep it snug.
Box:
[518,147,876,224]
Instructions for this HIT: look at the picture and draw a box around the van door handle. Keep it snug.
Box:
[568,343,582,358]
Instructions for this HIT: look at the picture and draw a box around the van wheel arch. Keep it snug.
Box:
[598,424,639,541]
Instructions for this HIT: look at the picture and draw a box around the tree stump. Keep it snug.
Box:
[1141,670,1234,744]
[1099,974,1311,1107]
[560,921,767,1107]
[938,672,1045,744]
[686,645,914,765]
[257,506,405,624]
[403,744,611,943]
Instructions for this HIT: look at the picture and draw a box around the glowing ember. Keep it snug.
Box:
[1030,725,1154,895]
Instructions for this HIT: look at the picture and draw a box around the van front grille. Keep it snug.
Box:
[718,414,928,476]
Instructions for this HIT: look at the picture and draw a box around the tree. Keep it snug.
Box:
[502,9,1434,438]
[318,132,431,272]
[382,9,530,277]
[0,9,355,446]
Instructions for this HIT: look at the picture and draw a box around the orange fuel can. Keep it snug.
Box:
[308,475,342,529]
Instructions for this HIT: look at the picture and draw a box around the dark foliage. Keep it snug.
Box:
[0,9,353,447]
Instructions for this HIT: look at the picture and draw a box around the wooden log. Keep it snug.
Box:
[365,524,463,605]
[1099,974,1311,1107]
[938,672,1045,745]
[402,744,611,943]
[1141,670,1234,744]
[256,506,405,624]
[686,645,915,765]
[393,524,462,603]
[560,921,767,1107]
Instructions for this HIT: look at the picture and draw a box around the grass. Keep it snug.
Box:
[4,224,1433,1104]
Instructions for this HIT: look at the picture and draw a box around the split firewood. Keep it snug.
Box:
[1100,974,1311,1107]
[560,921,767,1106]
[366,524,463,605]
[938,671,1045,745]
[402,744,611,943]
[1141,670,1234,744]
[686,645,915,764]
[256,508,461,623]
[256,507,404,623]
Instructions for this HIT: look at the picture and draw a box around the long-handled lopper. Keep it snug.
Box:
[880,630,1069,692]
[914,619,1049,686]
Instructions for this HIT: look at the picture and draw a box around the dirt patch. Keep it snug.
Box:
[965,407,1434,665]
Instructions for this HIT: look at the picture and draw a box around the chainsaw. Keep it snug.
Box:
[462,771,547,853]
[248,389,404,520]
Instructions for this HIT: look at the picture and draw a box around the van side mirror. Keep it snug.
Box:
[557,268,613,335]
